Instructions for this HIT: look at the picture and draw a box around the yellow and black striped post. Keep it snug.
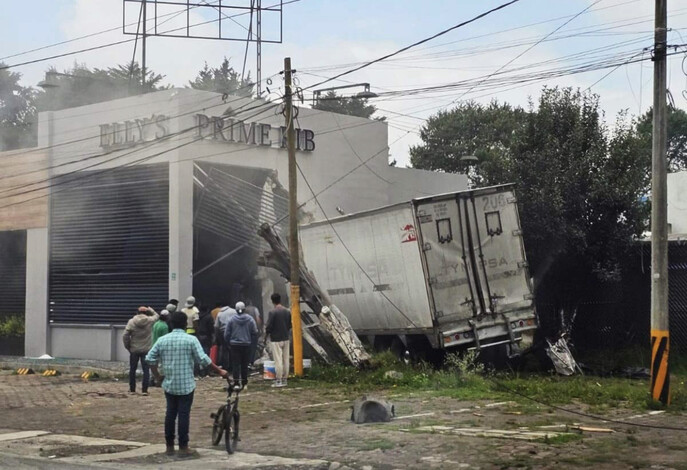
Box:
[651,329,670,405]
[16,368,34,375]
[42,369,60,377]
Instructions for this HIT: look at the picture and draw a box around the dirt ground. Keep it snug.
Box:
[1,370,686,469]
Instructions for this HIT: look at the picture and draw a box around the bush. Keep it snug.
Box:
[0,315,25,337]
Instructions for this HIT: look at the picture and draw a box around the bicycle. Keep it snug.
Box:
[210,378,242,454]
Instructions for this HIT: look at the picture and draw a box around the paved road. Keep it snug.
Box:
[0,429,329,469]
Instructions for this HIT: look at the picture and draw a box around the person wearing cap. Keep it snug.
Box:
[214,302,237,372]
[123,306,159,395]
[224,301,258,389]
[181,296,199,335]
[166,300,179,314]
[150,310,170,387]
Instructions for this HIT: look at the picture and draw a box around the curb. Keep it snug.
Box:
[0,361,126,377]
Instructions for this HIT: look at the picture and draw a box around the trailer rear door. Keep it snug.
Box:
[415,186,533,326]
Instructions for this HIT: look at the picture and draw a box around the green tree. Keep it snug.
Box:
[36,62,166,112]
[409,101,526,177]
[636,106,687,171]
[410,87,650,316]
[188,58,254,97]
[312,91,381,119]
[0,64,36,150]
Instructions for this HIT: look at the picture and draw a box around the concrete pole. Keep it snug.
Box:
[284,57,304,376]
[142,0,147,92]
[650,0,670,406]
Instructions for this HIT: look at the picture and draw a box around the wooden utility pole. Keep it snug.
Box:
[651,0,670,405]
[284,57,304,376]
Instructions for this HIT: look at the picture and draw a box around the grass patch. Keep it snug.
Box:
[357,438,396,451]
[299,351,687,413]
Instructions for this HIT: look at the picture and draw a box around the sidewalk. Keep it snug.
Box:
[0,356,128,376]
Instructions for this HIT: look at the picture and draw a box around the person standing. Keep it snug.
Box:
[152,309,170,345]
[123,306,159,395]
[266,293,291,388]
[224,301,258,389]
[196,306,215,377]
[214,303,236,371]
[181,296,199,335]
[146,311,227,456]
[150,309,170,387]
[244,300,263,368]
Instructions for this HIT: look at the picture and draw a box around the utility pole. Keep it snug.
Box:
[284,57,304,377]
[141,0,147,92]
[651,0,670,406]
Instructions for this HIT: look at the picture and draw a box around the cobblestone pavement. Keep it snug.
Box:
[1,369,687,469]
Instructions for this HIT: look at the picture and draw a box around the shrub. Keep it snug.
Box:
[0,315,25,337]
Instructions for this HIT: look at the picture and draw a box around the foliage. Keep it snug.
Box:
[35,62,167,112]
[0,64,37,150]
[410,87,651,315]
[0,315,25,337]
[312,90,382,120]
[188,57,254,98]
[636,106,687,171]
[409,100,526,174]
[302,351,687,412]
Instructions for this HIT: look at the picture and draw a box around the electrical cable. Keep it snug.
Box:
[301,0,522,92]
[0,0,225,62]
[0,0,299,71]
[241,0,257,82]
[447,0,603,107]
[0,100,280,204]
[2,76,278,162]
[491,378,687,432]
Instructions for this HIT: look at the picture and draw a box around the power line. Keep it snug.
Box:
[0,100,280,203]
[0,0,299,72]
[448,0,604,107]
[302,0,522,92]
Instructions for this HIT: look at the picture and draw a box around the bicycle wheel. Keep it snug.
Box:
[211,405,225,446]
[224,408,239,454]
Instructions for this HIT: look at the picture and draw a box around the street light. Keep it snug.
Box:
[313,83,378,104]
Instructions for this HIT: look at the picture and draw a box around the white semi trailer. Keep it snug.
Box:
[299,184,537,357]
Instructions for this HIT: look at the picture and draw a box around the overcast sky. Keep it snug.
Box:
[3,0,687,165]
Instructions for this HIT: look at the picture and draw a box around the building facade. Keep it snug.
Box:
[3,88,467,361]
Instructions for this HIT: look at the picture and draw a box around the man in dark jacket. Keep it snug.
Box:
[224,301,258,389]
[196,307,215,377]
[265,293,291,388]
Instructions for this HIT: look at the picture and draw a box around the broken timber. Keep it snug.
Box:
[258,223,371,367]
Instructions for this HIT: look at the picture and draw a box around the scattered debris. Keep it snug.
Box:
[258,223,371,367]
[351,396,395,424]
[402,425,568,441]
[545,335,580,376]
[571,426,614,433]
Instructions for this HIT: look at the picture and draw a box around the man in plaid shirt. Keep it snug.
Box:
[147,311,227,456]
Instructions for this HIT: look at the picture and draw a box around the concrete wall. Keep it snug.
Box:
[668,171,687,235]
[24,228,49,357]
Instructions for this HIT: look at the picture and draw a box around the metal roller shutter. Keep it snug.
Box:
[49,164,169,324]
[0,230,26,317]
